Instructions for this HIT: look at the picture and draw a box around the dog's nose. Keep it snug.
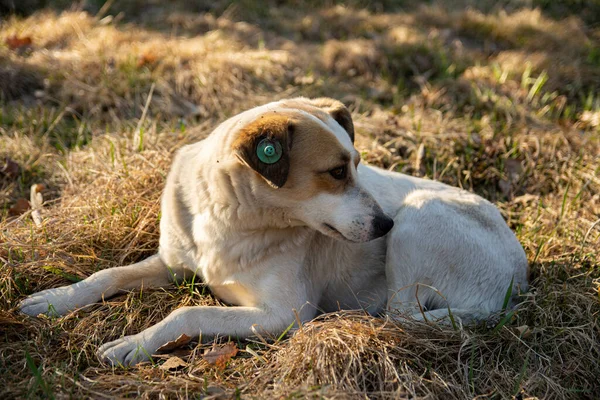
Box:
[371,214,394,238]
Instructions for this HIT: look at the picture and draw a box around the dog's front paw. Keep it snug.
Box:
[98,334,153,367]
[19,286,78,317]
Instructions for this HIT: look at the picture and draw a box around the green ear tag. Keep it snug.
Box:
[257,139,282,164]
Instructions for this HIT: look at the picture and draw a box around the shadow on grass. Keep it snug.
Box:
[2,1,598,124]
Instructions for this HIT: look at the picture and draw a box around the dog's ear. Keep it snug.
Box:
[307,97,354,143]
[232,114,293,188]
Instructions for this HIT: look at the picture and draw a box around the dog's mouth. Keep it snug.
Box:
[322,223,349,241]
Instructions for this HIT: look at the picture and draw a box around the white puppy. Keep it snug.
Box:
[20,98,528,366]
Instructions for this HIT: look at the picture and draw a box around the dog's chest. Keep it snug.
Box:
[192,214,309,285]
[307,235,389,314]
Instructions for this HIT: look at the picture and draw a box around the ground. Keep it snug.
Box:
[0,0,599,398]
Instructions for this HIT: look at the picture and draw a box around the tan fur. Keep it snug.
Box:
[233,106,355,199]
[232,113,293,151]
[286,120,353,197]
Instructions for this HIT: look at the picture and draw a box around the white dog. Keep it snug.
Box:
[20,97,528,366]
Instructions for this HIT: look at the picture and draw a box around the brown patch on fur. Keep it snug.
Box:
[232,113,294,188]
[311,171,351,195]
[284,117,354,198]
[232,102,357,197]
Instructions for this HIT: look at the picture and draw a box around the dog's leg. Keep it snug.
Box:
[408,308,491,326]
[19,254,174,316]
[98,270,315,367]
[98,304,309,366]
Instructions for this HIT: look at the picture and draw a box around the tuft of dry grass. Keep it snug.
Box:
[1,1,599,398]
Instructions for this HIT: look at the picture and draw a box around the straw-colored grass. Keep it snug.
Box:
[1,1,599,398]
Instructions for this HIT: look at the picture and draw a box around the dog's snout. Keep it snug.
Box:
[371,214,394,238]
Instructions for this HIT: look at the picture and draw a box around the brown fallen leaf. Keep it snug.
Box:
[514,325,531,339]
[203,342,238,369]
[156,333,192,353]
[137,52,158,68]
[159,356,188,371]
[0,158,20,179]
[513,325,541,339]
[9,198,30,216]
[152,347,193,360]
[5,35,32,50]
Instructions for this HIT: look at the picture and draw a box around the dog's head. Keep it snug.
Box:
[231,97,393,242]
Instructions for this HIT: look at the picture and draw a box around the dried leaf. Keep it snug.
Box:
[159,356,188,371]
[152,348,192,360]
[5,35,32,50]
[0,158,20,179]
[203,342,238,369]
[30,184,44,208]
[30,184,44,227]
[156,333,192,353]
[513,325,535,339]
[9,198,30,216]
[137,52,158,68]
[414,143,425,176]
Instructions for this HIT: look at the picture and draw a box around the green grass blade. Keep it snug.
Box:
[25,351,54,399]
[492,310,515,334]
[502,276,515,311]
[42,265,81,283]
[446,305,458,330]
[513,351,529,396]
[277,320,296,343]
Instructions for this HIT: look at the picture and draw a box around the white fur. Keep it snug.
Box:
[20,99,528,366]
[296,188,382,243]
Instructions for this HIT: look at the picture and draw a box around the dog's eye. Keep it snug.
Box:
[329,166,347,180]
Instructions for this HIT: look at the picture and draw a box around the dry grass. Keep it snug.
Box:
[1,1,599,398]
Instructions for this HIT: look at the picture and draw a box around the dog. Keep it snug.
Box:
[20,97,528,366]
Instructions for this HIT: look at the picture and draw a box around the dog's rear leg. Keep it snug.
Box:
[19,254,173,317]
[408,308,491,326]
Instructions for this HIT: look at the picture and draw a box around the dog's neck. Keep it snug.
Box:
[190,155,297,228]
